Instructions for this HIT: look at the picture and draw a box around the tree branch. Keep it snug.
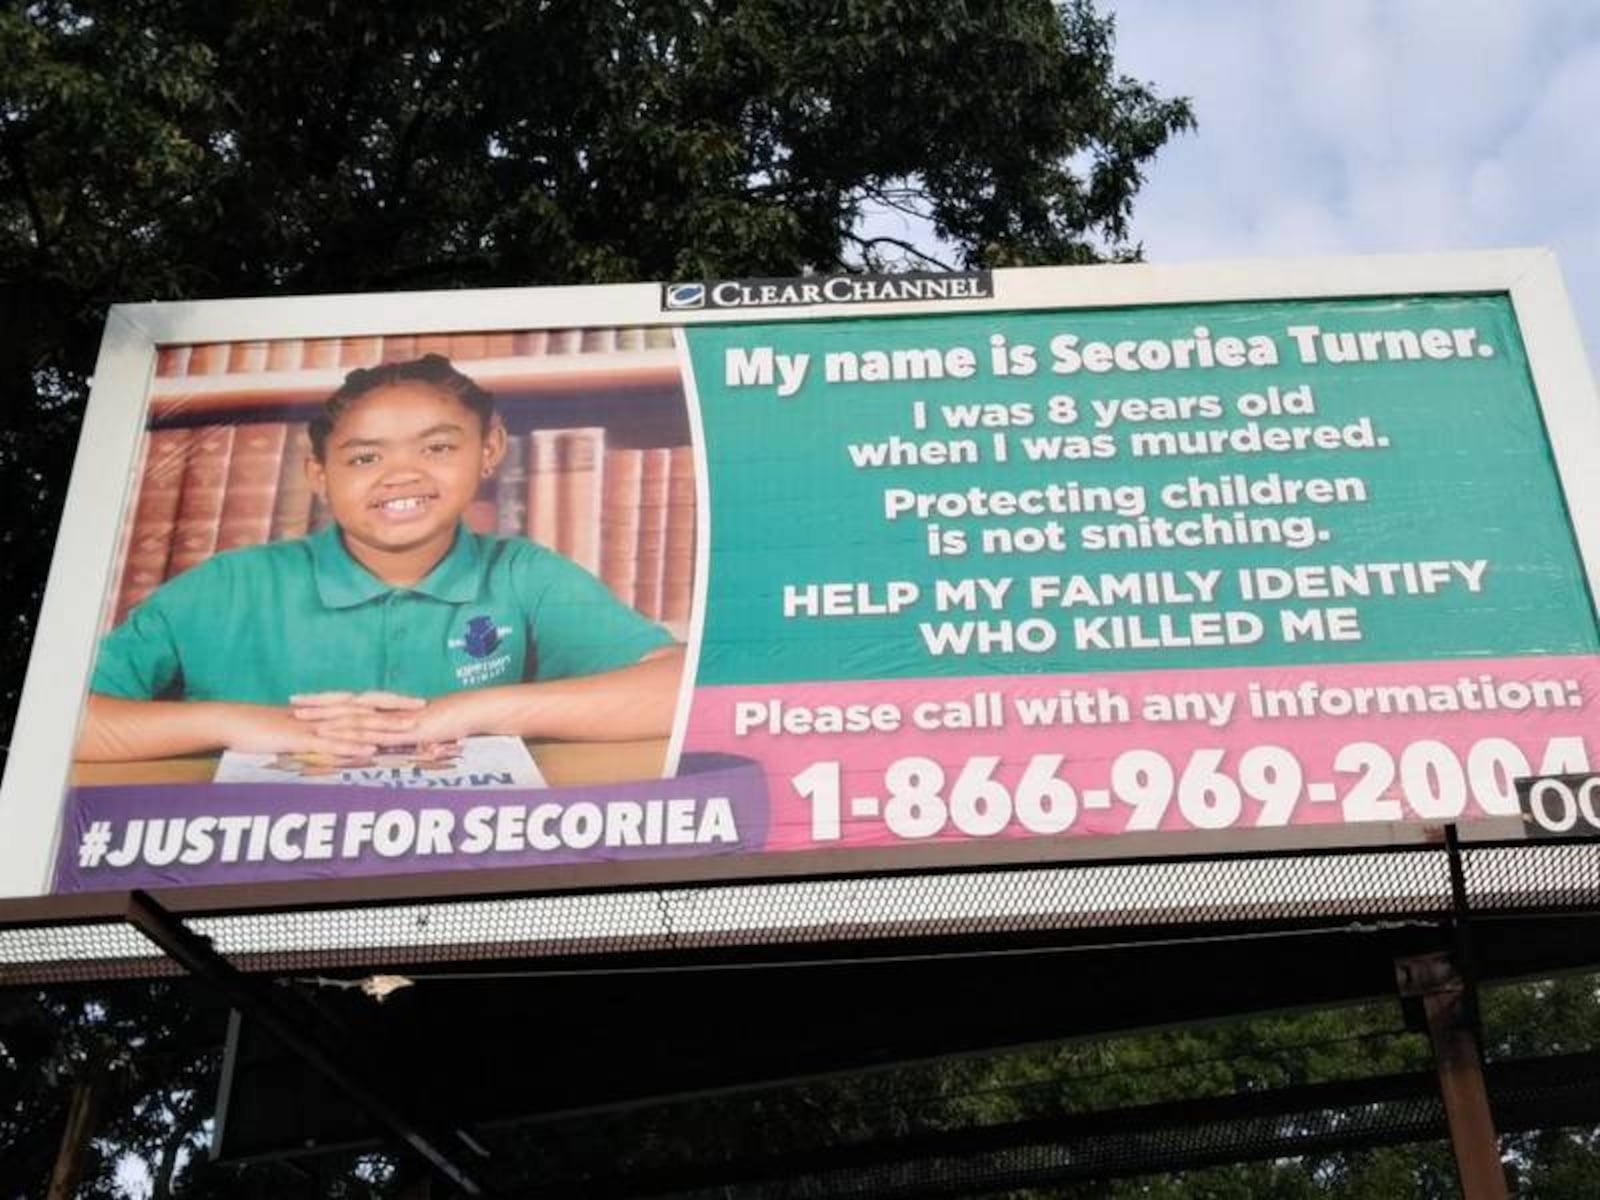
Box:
[387,48,460,206]
[854,183,935,223]
[843,231,954,272]
[0,121,53,256]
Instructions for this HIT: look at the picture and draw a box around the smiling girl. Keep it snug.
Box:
[78,356,684,761]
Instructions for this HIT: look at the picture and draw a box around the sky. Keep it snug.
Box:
[1104,0,1600,371]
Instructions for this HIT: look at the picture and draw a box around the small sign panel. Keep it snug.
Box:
[1518,773,1600,837]
[661,270,993,310]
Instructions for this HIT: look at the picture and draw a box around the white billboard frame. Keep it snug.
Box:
[2,247,1598,911]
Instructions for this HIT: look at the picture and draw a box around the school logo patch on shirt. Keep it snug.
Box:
[448,614,516,686]
[463,615,501,658]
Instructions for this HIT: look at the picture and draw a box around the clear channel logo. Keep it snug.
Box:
[660,272,992,312]
[663,283,707,310]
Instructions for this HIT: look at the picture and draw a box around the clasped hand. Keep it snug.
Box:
[286,690,473,756]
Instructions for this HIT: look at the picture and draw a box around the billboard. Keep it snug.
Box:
[2,251,1598,907]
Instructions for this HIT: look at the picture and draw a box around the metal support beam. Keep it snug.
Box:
[569,1048,1600,1199]
[124,889,486,1196]
[1395,951,1507,1200]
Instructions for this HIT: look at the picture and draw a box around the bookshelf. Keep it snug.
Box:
[113,328,698,641]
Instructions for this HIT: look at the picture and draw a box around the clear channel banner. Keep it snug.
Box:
[41,279,1600,894]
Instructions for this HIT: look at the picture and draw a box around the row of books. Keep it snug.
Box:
[111,422,697,633]
[154,327,675,378]
[467,430,696,630]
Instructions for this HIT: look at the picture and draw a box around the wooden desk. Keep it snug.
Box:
[71,738,670,788]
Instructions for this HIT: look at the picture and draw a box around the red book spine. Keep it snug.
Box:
[662,445,697,629]
[155,346,192,377]
[216,422,290,552]
[269,424,316,540]
[227,341,269,373]
[525,430,561,550]
[187,343,231,375]
[340,336,382,368]
[115,428,195,622]
[166,425,236,577]
[633,448,671,621]
[600,449,643,608]
[266,339,305,371]
[554,428,605,576]
[513,330,549,357]
[302,338,343,369]
[381,334,418,363]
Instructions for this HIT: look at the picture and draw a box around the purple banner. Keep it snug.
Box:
[55,753,769,892]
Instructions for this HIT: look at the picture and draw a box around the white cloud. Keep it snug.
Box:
[1105,0,1600,362]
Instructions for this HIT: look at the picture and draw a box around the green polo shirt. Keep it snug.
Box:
[92,525,673,704]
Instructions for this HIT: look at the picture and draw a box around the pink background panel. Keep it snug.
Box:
[683,655,1600,852]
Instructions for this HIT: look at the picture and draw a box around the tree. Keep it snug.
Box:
[0,982,227,1200]
[485,979,1600,1198]
[0,0,1192,747]
[0,2,1192,1195]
